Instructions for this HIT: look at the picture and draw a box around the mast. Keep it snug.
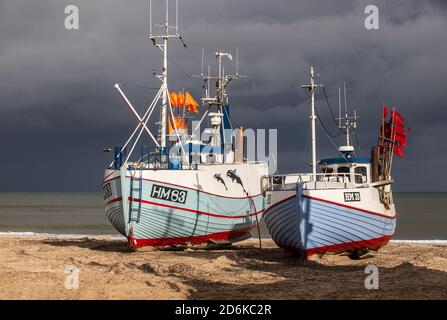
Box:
[215,52,233,106]
[150,0,181,153]
[302,66,322,181]
[160,1,168,149]
[344,82,350,147]
[196,51,239,163]
[338,87,342,127]
[310,68,317,180]
[109,0,185,168]
[337,82,357,156]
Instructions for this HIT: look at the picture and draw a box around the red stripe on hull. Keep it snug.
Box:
[304,236,392,257]
[264,194,397,220]
[102,174,262,199]
[264,195,296,215]
[130,197,264,219]
[128,227,253,248]
[105,196,122,205]
[104,195,263,219]
[102,175,120,186]
[302,195,397,219]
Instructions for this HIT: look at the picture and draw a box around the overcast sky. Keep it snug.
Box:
[1,0,446,192]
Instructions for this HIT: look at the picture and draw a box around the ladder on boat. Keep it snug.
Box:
[128,171,143,223]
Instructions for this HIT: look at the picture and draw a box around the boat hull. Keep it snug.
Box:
[264,184,397,257]
[103,162,268,248]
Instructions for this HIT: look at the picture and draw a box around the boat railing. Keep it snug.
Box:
[123,145,270,170]
[126,146,185,170]
[261,172,368,194]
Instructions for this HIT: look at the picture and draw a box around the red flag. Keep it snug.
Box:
[394,144,404,157]
[391,110,407,158]
[383,103,389,118]
[378,104,409,158]
[392,110,404,127]
[378,103,391,155]
[381,120,392,139]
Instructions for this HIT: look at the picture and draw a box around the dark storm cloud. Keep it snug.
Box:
[0,0,446,191]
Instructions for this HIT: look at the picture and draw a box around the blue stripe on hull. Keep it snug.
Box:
[132,202,256,240]
[264,190,396,254]
[104,172,265,244]
[264,196,301,249]
[132,182,258,216]
[301,196,396,251]
[105,204,126,236]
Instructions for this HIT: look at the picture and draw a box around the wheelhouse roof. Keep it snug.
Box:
[318,157,370,165]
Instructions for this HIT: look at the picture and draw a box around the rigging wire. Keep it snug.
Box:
[317,120,350,164]
[169,36,208,89]
[139,88,153,115]
[183,45,207,76]
[322,86,342,130]
[302,89,350,164]
[302,80,366,162]
[121,84,159,90]
[315,101,341,138]
[166,54,203,89]
[301,123,311,164]
[321,85,367,157]
[354,130,366,157]
[304,89,341,139]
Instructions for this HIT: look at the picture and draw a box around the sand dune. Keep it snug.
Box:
[0,236,446,299]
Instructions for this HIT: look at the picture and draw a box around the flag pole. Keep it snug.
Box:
[387,107,397,180]
[302,67,323,182]
[380,103,386,179]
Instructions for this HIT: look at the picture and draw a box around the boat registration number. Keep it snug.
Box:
[103,183,112,200]
[344,192,361,202]
[151,184,187,204]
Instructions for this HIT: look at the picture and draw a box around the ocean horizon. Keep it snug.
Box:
[0,192,446,240]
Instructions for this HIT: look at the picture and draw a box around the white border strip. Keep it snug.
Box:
[391,240,447,245]
[0,232,126,240]
[1,233,447,245]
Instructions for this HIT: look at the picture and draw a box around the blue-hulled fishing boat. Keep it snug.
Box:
[102,1,268,248]
[262,67,407,258]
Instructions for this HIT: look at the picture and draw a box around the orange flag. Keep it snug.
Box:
[168,117,174,134]
[168,116,188,134]
[179,118,188,131]
[169,91,178,107]
[185,91,199,113]
[177,91,186,106]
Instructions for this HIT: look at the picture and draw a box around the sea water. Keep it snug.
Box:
[0,192,445,240]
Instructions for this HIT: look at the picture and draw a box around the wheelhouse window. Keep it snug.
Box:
[337,166,350,174]
[320,165,334,174]
[354,166,367,183]
[337,166,350,182]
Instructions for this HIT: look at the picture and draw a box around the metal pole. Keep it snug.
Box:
[176,0,178,33]
[201,48,204,77]
[207,64,211,97]
[344,82,349,146]
[338,87,341,127]
[236,48,239,76]
[114,84,161,147]
[160,0,169,150]
[310,66,317,181]
[218,53,222,102]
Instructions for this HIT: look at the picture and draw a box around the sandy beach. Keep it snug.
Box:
[0,235,446,300]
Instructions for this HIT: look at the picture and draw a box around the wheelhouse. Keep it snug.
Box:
[319,157,370,185]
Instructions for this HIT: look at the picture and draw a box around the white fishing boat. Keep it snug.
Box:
[102,1,268,248]
[262,67,407,258]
